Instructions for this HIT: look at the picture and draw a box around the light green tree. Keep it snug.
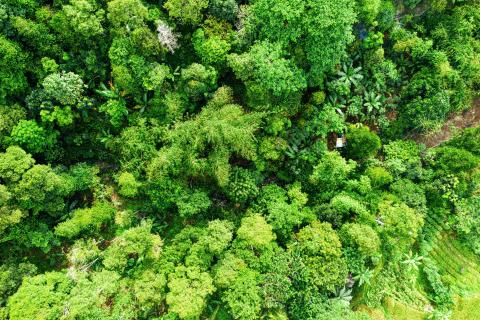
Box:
[166,265,215,318]
[148,100,262,186]
[164,0,209,26]
[251,0,356,86]
[228,41,307,97]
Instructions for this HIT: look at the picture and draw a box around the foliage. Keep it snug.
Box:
[42,72,84,106]
[379,201,424,255]
[166,265,215,318]
[365,166,393,188]
[7,272,72,320]
[0,146,34,183]
[251,0,356,86]
[0,262,37,306]
[10,120,56,154]
[309,151,356,201]
[228,41,307,98]
[237,214,276,248]
[164,0,209,26]
[148,100,262,187]
[288,221,348,292]
[55,202,115,239]
[224,167,259,205]
[345,125,382,160]
[118,172,141,198]
[2,0,480,318]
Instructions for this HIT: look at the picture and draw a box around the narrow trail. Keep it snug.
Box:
[410,99,480,148]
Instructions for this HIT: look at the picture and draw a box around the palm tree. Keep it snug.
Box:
[338,63,364,88]
[401,250,424,270]
[332,286,353,306]
[354,268,374,287]
[363,90,383,113]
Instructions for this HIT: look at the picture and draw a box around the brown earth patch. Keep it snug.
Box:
[410,99,480,148]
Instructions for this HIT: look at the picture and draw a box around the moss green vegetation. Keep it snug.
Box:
[1,0,480,319]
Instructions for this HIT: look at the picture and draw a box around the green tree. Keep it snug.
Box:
[176,190,211,218]
[148,100,262,187]
[0,104,26,148]
[208,0,238,21]
[288,221,348,292]
[42,72,84,106]
[251,0,356,86]
[193,28,231,66]
[0,262,37,307]
[379,201,424,255]
[365,166,393,188]
[0,146,34,184]
[309,151,356,201]
[102,222,162,272]
[221,269,262,320]
[7,272,73,320]
[180,63,218,102]
[340,223,380,259]
[166,265,215,319]
[99,99,128,127]
[236,214,276,248]
[55,202,115,239]
[117,172,141,198]
[228,41,307,98]
[0,185,25,235]
[15,164,72,215]
[62,0,105,39]
[107,0,148,31]
[0,36,27,102]
[224,167,259,205]
[454,196,480,254]
[10,120,56,154]
[345,125,381,160]
[164,0,209,26]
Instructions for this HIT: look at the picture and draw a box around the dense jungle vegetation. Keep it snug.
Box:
[1,0,480,319]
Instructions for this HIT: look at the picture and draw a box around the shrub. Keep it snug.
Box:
[118,172,140,198]
[177,190,211,218]
[365,166,393,188]
[55,202,115,239]
[446,127,480,156]
[10,120,56,154]
[430,147,479,174]
[345,125,381,160]
[224,167,259,205]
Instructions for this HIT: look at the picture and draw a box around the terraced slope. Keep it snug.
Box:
[429,233,480,295]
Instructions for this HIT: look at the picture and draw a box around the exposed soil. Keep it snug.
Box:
[410,99,480,148]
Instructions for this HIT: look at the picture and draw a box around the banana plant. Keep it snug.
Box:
[401,250,424,270]
[332,286,353,306]
[363,90,383,113]
[338,62,364,88]
[354,268,374,287]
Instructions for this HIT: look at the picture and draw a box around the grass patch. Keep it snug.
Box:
[451,295,480,320]
[382,298,426,320]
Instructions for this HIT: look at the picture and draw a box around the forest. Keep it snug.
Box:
[1,0,480,319]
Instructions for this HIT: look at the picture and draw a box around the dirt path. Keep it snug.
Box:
[410,100,480,148]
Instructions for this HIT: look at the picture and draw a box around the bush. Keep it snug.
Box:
[118,172,140,198]
[430,147,479,174]
[345,125,381,160]
[365,166,393,188]
[446,127,480,156]
[55,202,115,239]
[10,120,56,154]
[224,167,259,205]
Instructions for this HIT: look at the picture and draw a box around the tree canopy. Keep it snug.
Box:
[1,0,480,319]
